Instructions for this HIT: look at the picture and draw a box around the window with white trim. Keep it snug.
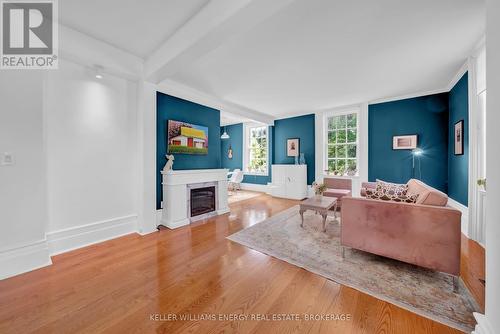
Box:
[325,112,358,176]
[243,124,268,175]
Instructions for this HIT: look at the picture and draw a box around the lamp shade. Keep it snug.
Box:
[221,127,230,140]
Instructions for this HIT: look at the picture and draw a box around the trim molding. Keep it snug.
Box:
[447,198,469,237]
[368,88,449,105]
[46,215,138,255]
[472,313,494,334]
[446,61,469,91]
[0,240,52,280]
[240,182,269,193]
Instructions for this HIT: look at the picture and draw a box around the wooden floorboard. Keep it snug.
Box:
[0,194,477,333]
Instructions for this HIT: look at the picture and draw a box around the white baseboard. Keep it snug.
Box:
[472,313,495,334]
[46,215,138,255]
[447,198,469,237]
[240,182,269,193]
[0,240,52,280]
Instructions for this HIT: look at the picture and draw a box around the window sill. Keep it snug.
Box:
[323,173,360,179]
[244,172,269,177]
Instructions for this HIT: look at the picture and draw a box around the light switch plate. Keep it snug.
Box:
[1,152,14,166]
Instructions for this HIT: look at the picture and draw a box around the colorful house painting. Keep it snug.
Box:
[167,120,208,155]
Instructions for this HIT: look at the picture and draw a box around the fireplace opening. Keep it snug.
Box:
[190,186,216,217]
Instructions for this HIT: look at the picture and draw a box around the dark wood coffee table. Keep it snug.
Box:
[299,196,338,232]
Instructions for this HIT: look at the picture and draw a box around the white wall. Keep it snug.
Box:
[0,71,51,279]
[44,60,139,254]
[481,0,500,332]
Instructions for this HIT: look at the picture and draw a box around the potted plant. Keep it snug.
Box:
[312,181,327,196]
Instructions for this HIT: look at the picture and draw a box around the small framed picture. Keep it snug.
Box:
[392,135,417,150]
[287,138,300,157]
[454,120,464,155]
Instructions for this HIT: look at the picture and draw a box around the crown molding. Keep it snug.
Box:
[446,61,469,92]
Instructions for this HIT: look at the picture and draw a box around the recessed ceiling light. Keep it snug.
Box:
[94,65,104,79]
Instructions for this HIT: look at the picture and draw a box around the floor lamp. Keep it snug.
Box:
[412,148,423,179]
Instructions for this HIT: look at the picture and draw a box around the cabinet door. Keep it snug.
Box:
[272,165,286,185]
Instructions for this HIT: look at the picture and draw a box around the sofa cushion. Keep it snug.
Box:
[324,189,351,198]
[375,179,409,197]
[365,188,418,203]
[406,179,448,206]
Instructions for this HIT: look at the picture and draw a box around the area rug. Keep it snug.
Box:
[228,190,262,204]
[227,205,479,332]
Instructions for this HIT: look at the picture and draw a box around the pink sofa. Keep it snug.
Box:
[341,179,461,289]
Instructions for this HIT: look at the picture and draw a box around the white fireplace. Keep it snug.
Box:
[160,169,229,229]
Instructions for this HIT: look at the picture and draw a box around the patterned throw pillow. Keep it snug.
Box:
[365,188,418,203]
[375,179,409,198]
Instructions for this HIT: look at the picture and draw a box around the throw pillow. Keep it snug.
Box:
[375,179,409,197]
[365,188,418,203]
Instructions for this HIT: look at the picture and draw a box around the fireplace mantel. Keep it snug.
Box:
[160,169,229,229]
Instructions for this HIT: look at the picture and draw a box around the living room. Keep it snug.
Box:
[1,1,499,333]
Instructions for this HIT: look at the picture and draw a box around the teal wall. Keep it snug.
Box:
[273,114,316,184]
[368,93,449,192]
[448,73,469,206]
[220,123,243,172]
[220,114,315,185]
[156,92,221,209]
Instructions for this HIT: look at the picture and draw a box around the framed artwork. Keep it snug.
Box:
[287,138,300,157]
[454,120,464,155]
[392,135,417,150]
[167,120,208,155]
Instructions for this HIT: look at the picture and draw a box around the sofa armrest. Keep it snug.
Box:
[341,197,461,275]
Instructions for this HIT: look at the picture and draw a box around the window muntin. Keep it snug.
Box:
[326,113,358,175]
[245,125,268,174]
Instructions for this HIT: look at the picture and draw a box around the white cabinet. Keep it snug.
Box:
[268,164,307,200]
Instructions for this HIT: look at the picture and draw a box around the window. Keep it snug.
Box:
[325,112,358,176]
[244,124,268,175]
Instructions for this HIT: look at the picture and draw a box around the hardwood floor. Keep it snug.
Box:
[460,234,485,311]
[0,194,473,333]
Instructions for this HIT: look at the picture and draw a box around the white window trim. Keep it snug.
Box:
[323,107,360,178]
[243,122,269,176]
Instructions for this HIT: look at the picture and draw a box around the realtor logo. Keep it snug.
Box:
[1,0,58,69]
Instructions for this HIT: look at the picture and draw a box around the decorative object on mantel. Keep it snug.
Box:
[393,134,417,150]
[167,120,208,155]
[287,138,300,157]
[299,153,306,165]
[221,126,230,140]
[312,181,327,195]
[162,154,175,172]
[227,206,480,333]
[227,145,233,159]
[454,120,464,155]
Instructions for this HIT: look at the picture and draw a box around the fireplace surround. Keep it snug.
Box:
[160,169,229,229]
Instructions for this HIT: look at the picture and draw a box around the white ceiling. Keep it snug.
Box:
[59,0,485,121]
[59,0,209,58]
[220,110,253,126]
[171,0,485,117]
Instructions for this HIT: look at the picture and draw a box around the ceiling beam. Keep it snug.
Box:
[158,79,275,125]
[144,0,295,84]
[59,25,143,81]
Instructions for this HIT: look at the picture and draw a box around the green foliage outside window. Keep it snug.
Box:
[248,126,268,173]
[327,113,358,175]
